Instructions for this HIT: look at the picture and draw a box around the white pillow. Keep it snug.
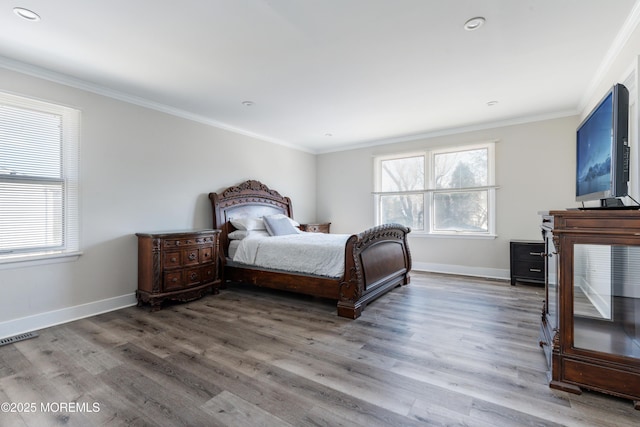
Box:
[263,215,300,236]
[230,216,266,231]
[228,230,269,240]
[264,213,300,227]
[228,230,249,240]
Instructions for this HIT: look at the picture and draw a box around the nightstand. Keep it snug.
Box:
[510,240,545,286]
[299,223,331,233]
[136,229,221,310]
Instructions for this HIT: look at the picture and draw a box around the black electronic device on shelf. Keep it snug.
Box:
[575,83,631,208]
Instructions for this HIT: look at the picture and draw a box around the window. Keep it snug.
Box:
[374,142,496,236]
[0,92,80,262]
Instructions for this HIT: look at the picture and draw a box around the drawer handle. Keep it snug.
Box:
[170,257,177,263]
[171,277,178,283]
[529,252,543,257]
[529,268,542,273]
[190,272,198,280]
[188,253,197,261]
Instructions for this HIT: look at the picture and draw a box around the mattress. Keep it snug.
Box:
[231,232,349,278]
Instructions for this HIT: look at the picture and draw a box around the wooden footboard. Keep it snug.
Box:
[337,223,411,318]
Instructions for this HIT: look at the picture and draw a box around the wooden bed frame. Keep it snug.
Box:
[208,180,412,319]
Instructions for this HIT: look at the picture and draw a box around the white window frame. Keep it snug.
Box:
[0,91,81,266]
[374,141,497,238]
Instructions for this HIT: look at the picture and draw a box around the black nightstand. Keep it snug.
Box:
[510,240,545,286]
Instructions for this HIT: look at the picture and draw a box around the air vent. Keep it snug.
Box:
[0,331,38,347]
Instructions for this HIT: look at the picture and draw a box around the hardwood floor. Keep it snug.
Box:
[1,272,639,426]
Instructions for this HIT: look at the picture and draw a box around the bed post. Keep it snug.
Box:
[337,235,363,319]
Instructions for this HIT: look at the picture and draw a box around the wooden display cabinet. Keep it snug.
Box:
[540,210,640,409]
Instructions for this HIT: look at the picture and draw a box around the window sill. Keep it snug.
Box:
[408,232,497,240]
[0,251,83,270]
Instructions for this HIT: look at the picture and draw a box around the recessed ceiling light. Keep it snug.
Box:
[241,101,254,107]
[487,100,499,107]
[464,16,485,31]
[13,7,41,22]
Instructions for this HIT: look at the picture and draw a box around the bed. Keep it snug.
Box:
[208,180,412,319]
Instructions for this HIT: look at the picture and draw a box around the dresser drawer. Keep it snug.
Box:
[184,267,202,287]
[510,241,545,285]
[201,265,215,283]
[162,235,215,247]
[200,246,213,263]
[183,248,200,266]
[163,250,182,269]
[512,261,544,279]
[163,238,192,248]
[164,271,183,291]
[512,244,545,261]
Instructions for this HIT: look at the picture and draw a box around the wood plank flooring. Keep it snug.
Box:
[1,272,639,426]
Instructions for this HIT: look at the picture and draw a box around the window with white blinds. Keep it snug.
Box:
[0,91,80,261]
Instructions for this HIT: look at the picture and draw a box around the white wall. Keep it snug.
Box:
[0,68,316,338]
[317,116,578,278]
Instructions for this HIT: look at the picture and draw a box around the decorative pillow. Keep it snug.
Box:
[230,216,265,231]
[263,215,300,236]
[264,213,300,227]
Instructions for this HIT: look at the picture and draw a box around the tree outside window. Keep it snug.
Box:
[433,148,489,232]
[375,142,495,236]
[379,155,425,230]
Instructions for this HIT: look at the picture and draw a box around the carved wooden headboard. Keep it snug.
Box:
[208,180,294,256]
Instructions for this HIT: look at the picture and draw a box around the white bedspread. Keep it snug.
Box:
[232,232,350,278]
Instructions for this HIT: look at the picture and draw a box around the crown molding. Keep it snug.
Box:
[0,56,314,154]
[316,109,579,154]
[578,0,640,111]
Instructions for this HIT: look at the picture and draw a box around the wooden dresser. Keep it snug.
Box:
[136,229,221,310]
[299,223,331,233]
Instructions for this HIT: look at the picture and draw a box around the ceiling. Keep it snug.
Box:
[1,1,639,153]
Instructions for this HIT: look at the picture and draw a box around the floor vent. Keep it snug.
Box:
[0,332,39,347]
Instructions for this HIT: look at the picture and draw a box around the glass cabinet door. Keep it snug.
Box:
[573,243,640,359]
[546,235,558,331]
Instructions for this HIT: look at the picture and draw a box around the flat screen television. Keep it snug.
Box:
[576,83,629,205]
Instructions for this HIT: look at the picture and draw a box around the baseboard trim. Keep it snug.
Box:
[0,293,137,340]
[0,264,510,339]
[412,262,510,281]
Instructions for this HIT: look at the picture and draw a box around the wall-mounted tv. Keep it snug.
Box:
[576,83,629,205]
